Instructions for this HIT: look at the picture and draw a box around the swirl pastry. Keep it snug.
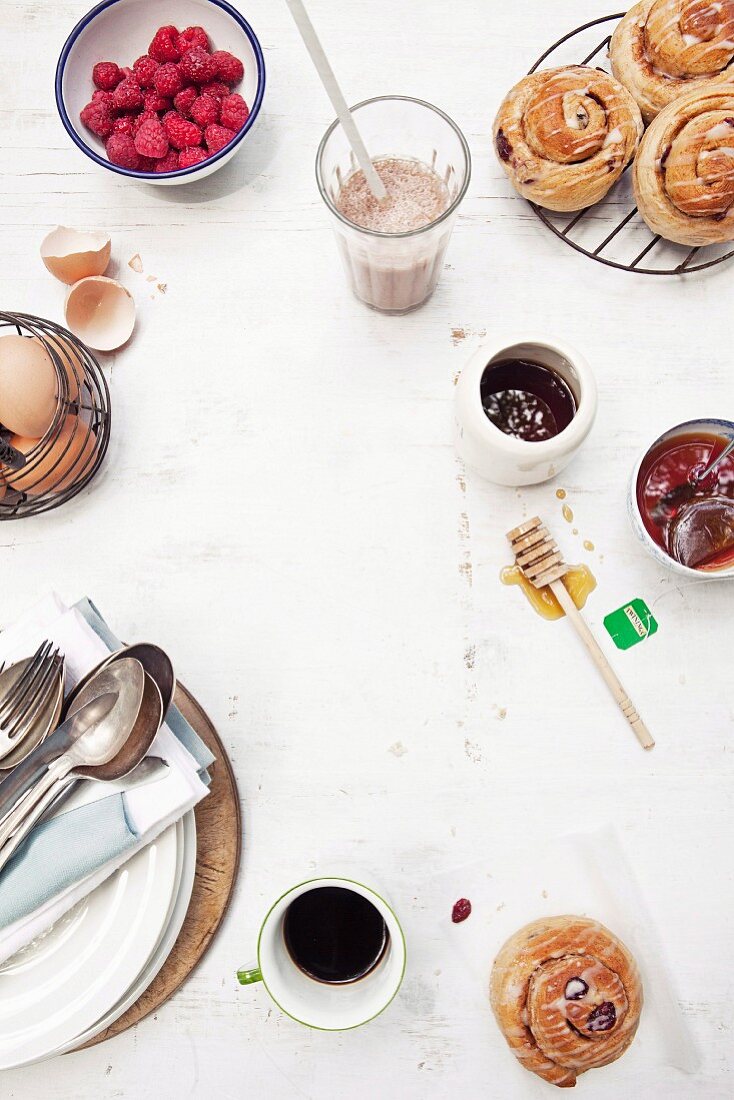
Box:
[490,916,643,1089]
[493,67,644,211]
[611,0,734,123]
[633,86,734,243]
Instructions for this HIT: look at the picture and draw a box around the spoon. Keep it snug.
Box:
[0,658,144,838]
[65,643,176,722]
[653,436,734,522]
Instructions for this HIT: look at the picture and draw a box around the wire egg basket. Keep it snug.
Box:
[0,312,110,519]
[525,12,734,275]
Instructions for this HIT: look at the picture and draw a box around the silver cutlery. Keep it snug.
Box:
[0,658,144,857]
[0,654,157,826]
[0,643,64,763]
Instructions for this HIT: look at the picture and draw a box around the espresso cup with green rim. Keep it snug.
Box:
[237,877,406,1030]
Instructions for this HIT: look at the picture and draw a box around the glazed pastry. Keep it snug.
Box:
[611,0,734,124]
[493,67,643,212]
[633,86,734,244]
[490,916,643,1089]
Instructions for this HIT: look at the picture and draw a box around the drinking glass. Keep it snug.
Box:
[316,96,471,314]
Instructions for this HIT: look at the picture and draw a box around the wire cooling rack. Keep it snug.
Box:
[525,13,734,275]
[0,312,110,519]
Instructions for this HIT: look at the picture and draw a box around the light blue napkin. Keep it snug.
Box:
[0,599,214,932]
[0,797,138,928]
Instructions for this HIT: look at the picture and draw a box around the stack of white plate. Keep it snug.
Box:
[0,811,197,1069]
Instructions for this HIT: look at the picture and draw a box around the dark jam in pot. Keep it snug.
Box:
[480,359,577,442]
[636,430,734,571]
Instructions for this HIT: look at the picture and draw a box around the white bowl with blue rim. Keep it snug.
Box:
[55,0,265,185]
[628,417,734,580]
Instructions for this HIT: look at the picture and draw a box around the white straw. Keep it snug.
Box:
[285,0,388,202]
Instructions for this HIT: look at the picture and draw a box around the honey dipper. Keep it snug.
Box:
[507,517,654,751]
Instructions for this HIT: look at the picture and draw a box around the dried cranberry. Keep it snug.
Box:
[725,117,734,127]
[587,1001,616,1032]
[660,143,672,168]
[496,128,512,162]
[451,898,472,923]
[565,977,588,1001]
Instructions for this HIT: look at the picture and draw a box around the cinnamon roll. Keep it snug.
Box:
[611,0,734,123]
[633,85,734,243]
[493,67,643,211]
[490,916,643,1089]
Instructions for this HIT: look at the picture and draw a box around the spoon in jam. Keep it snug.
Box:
[652,436,734,523]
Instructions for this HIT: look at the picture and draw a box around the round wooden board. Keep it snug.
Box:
[76,682,241,1050]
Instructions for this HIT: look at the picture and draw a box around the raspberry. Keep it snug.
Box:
[143,90,172,114]
[154,149,180,173]
[211,50,244,86]
[105,132,141,169]
[133,55,159,87]
[173,85,198,117]
[163,111,203,149]
[205,124,236,154]
[80,100,114,139]
[132,110,158,137]
[112,114,134,136]
[220,93,249,131]
[176,26,209,53]
[138,157,158,173]
[112,77,143,111]
[154,62,183,97]
[92,61,123,90]
[134,117,169,158]
[121,66,134,80]
[451,898,472,924]
[149,25,180,63]
[179,47,217,85]
[190,93,219,127]
[179,146,208,169]
[200,80,230,102]
[92,89,114,107]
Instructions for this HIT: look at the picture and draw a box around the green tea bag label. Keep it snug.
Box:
[603,599,658,651]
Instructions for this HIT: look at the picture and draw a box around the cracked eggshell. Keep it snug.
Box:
[64,277,135,352]
[5,416,97,496]
[0,334,58,438]
[41,226,111,285]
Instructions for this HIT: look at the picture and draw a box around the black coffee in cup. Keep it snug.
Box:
[283,886,389,984]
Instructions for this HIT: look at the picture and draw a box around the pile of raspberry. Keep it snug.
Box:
[80,24,250,173]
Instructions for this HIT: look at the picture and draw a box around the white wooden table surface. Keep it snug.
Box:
[3,0,733,1096]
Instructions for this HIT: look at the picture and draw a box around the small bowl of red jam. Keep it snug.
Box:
[630,418,734,578]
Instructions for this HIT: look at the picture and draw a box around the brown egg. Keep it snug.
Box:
[0,335,58,437]
[0,475,6,503]
[31,334,83,405]
[40,226,111,285]
[5,416,96,496]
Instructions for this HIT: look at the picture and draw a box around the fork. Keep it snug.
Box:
[0,642,63,763]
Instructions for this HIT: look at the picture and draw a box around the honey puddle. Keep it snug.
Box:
[500,564,597,621]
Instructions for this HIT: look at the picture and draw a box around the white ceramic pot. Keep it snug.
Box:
[237,876,406,1030]
[628,417,734,579]
[454,335,598,487]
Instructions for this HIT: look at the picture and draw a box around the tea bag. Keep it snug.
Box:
[669,496,734,568]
